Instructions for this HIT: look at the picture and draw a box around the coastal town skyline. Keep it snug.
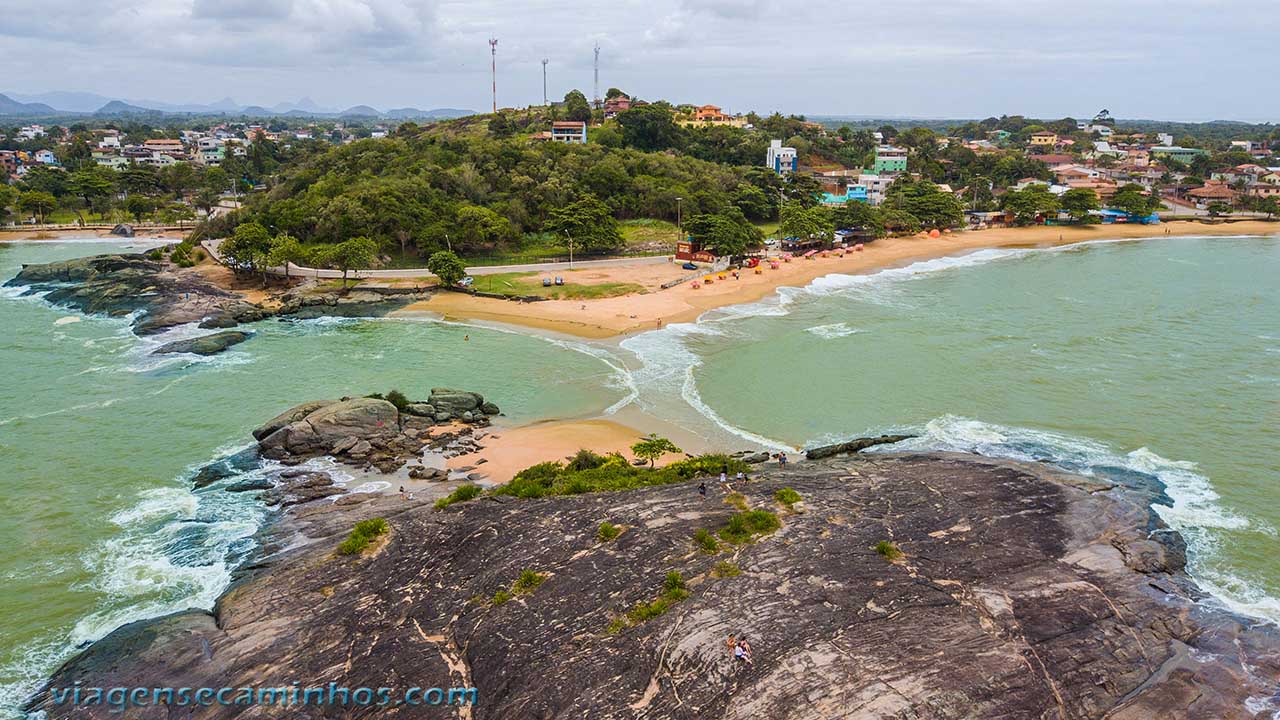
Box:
[2,0,1278,122]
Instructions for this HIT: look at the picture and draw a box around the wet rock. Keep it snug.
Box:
[480,402,500,415]
[152,330,251,356]
[804,433,916,460]
[224,478,272,493]
[742,451,771,464]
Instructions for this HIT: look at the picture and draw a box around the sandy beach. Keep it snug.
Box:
[445,418,685,483]
[397,219,1280,339]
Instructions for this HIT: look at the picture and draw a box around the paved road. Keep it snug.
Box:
[201,238,674,281]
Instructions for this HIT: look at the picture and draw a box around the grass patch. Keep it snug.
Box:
[435,483,483,510]
[469,271,645,300]
[694,528,720,554]
[597,521,622,542]
[610,572,690,633]
[337,517,389,555]
[512,569,547,595]
[719,510,781,545]
[712,561,742,578]
[724,491,749,511]
[494,453,749,500]
[774,487,802,507]
[619,218,679,248]
[875,540,904,561]
[491,590,512,605]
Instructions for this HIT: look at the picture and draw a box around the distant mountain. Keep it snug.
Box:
[96,100,155,115]
[339,105,381,117]
[3,90,474,120]
[386,107,473,120]
[0,93,57,116]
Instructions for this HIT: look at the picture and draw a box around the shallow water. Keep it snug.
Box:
[0,240,627,716]
[620,234,1280,623]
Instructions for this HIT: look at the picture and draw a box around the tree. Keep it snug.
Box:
[563,90,592,123]
[1207,201,1232,217]
[1059,188,1100,223]
[1253,196,1279,219]
[0,184,17,223]
[427,250,467,287]
[883,179,965,229]
[1000,185,1059,225]
[615,104,682,152]
[221,221,273,279]
[831,200,886,237]
[125,194,154,222]
[454,205,511,253]
[1110,183,1161,218]
[18,190,56,223]
[68,166,116,222]
[682,207,763,257]
[543,195,624,253]
[319,236,378,287]
[488,113,517,139]
[266,233,307,278]
[779,202,834,242]
[194,189,220,219]
[631,433,681,468]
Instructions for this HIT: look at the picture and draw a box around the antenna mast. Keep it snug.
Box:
[541,58,549,106]
[489,38,498,114]
[593,42,601,108]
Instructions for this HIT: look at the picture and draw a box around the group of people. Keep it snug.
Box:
[728,635,754,667]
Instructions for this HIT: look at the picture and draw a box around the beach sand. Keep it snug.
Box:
[398,220,1280,339]
[446,418,685,483]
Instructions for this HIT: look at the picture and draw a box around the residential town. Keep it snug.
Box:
[2,102,1278,247]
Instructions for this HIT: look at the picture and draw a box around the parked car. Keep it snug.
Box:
[459,276,474,287]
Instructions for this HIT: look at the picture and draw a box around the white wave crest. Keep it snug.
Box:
[805,322,862,339]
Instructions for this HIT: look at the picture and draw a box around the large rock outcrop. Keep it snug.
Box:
[4,253,268,335]
[26,453,1280,719]
[152,330,251,356]
[257,398,401,459]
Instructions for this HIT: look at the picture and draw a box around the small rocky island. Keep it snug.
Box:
[24,406,1280,719]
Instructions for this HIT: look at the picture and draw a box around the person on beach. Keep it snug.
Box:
[735,639,754,667]
[778,452,788,467]
[719,465,728,485]
[698,481,707,497]
[736,470,746,483]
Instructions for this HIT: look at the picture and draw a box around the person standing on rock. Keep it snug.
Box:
[698,481,707,498]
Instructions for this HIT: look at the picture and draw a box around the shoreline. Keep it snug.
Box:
[395,220,1280,339]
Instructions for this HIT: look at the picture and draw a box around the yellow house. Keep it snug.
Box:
[1030,132,1058,147]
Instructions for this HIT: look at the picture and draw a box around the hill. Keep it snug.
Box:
[0,93,57,116]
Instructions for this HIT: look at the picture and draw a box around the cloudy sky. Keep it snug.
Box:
[1,0,1276,120]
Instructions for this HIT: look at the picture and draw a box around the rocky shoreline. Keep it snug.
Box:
[23,419,1280,718]
[3,251,434,349]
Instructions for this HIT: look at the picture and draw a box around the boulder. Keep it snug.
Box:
[742,451,771,464]
[152,331,251,356]
[224,478,273,493]
[429,388,483,415]
[480,402,501,416]
[252,401,336,441]
[258,398,399,459]
[330,436,359,455]
[404,403,436,418]
[804,433,916,460]
[110,223,135,237]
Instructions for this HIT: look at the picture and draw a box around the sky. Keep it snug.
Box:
[0,0,1277,121]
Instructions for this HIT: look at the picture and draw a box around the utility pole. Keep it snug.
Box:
[593,43,601,109]
[489,38,498,114]
[541,59,549,106]
[564,231,574,268]
[676,197,683,245]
